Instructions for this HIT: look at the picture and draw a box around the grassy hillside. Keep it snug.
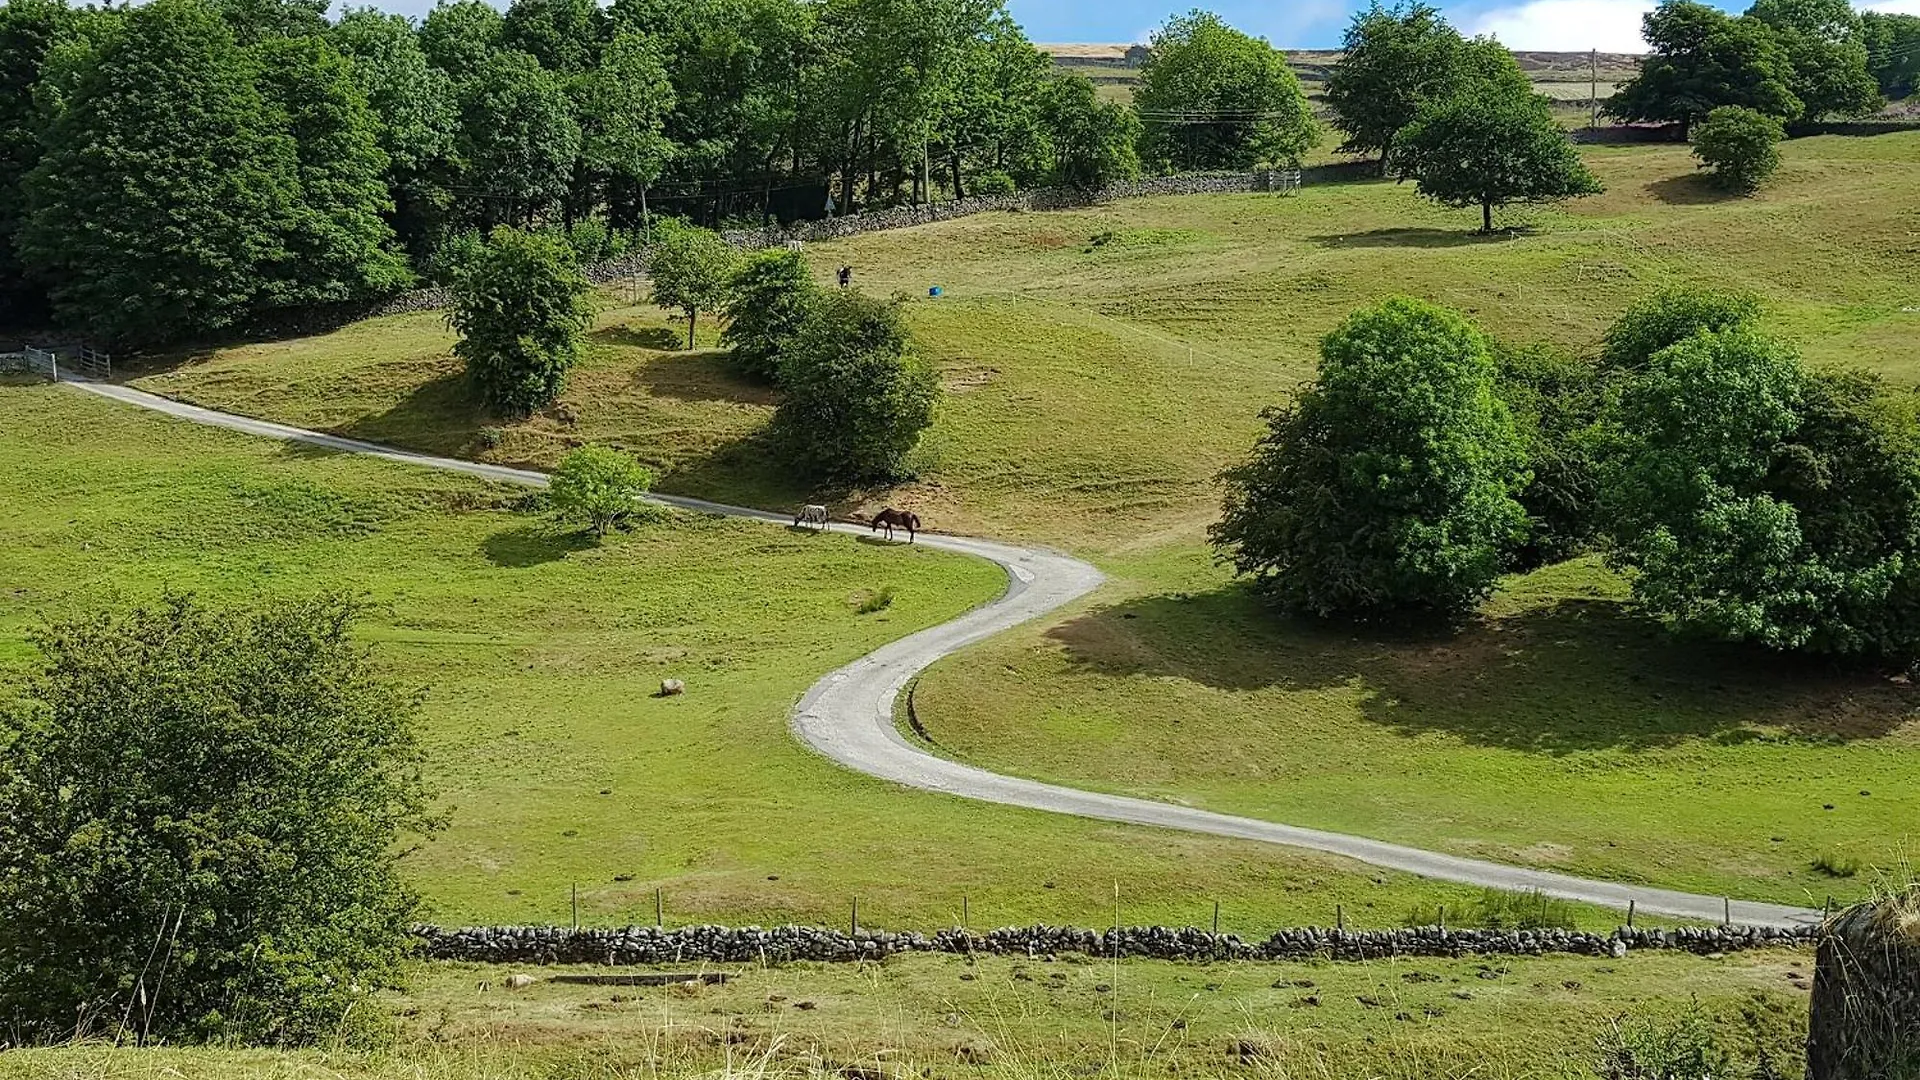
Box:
[118,134,1920,911]
[0,382,1539,930]
[0,950,1812,1079]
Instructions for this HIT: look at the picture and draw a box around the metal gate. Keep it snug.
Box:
[1,345,111,381]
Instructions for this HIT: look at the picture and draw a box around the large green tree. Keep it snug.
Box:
[19,0,299,344]
[1037,69,1142,190]
[1211,296,1530,623]
[721,246,816,382]
[1133,10,1317,172]
[1747,0,1880,121]
[1392,80,1602,233]
[449,226,593,415]
[1605,327,1920,658]
[0,0,81,316]
[1324,2,1530,173]
[1606,0,1801,130]
[502,0,602,74]
[775,289,940,484]
[328,8,462,262]
[0,594,436,1045]
[420,0,503,81]
[1863,11,1920,99]
[251,34,411,307]
[569,31,675,230]
[455,49,581,226]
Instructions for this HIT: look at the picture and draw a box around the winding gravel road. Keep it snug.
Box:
[67,379,1822,928]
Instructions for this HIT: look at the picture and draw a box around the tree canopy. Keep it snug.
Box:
[647,219,736,349]
[1747,0,1880,121]
[1211,296,1530,623]
[1324,2,1530,171]
[1606,0,1802,130]
[1392,79,1602,233]
[1133,10,1317,171]
[0,594,435,1045]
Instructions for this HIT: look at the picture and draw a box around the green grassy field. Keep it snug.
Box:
[0,382,1560,932]
[0,950,1813,1079]
[115,135,1920,911]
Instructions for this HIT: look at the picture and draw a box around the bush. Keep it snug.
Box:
[970,169,1016,196]
[774,291,940,484]
[1211,297,1530,623]
[426,228,489,285]
[855,586,896,614]
[1692,105,1786,193]
[1600,285,1762,371]
[647,218,735,350]
[1813,851,1862,878]
[0,594,435,1045]
[448,226,593,417]
[1401,889,1577,931]
[1596,1000,1733,1080]
[549,445,654,536]
[721,247,817,383]
[1604,326,1920,659]
[556,218,632,262]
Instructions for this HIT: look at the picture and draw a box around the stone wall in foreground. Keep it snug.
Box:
[414,921,1818,966]
[1806,899,1920,1079]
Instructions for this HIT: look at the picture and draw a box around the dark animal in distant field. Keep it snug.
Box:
[793,504,830,530]
[871,508,920,542]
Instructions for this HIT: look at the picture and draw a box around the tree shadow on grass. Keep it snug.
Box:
[1646,173,1743,206]
[1307,227,1533,250]
[1046,585,1917,754]
[632,348,777,406]
[481,524,595,567]
[336,368,492,458]
[591,324,681,351]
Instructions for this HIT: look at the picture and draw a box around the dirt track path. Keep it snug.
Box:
[68,379,1822,927]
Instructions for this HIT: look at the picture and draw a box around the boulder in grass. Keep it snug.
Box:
[659,678,685,697]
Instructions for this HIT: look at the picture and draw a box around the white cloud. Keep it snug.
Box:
[1463,0,1655,52]
[1859,0,1920,13]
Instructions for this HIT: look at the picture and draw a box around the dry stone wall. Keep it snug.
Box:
[414,921,1817,966]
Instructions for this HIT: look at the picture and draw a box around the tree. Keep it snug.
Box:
[1133,10,1318,172]
[455,49,580,226]
[420,0,503,81]
[569,31,675,229]
[1604,327,1920,658]
[208,0,327,45]
[550,445,655,536]
[1392,83,1602,233]
[1863,12,1920,100]
[1325,2,1530,172]
[328,8,461,262]
[19,0,300,345]
[775,290,940,483]
[1606,0,1801,131]
[502,0,602,74]
[647,219,736,349]
[1210,297,1529,623]
[721,247,816,382]
[0,0,82,315]
[1600,284,1762,370]
[1492,342,1607,567]
[1692,104,1786,192]
[1747,0,1880,121]
[448,226,593,416]
[0,594,436,1045]
[251,35,412,307]
[1037,70,1141,191]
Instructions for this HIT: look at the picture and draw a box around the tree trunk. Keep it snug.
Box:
[687,308,697,350]
[1482,201,1493,234]
[950,149,963,201]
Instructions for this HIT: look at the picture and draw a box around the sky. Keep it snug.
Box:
[1003,0,1920,52]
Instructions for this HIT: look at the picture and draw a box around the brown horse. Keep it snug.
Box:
[871,507,920,542]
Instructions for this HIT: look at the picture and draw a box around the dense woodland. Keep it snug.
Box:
[0,0,1913,346]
